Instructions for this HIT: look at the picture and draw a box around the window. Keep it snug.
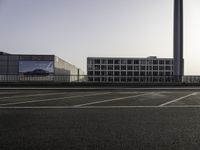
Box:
[114,77,119,82]
[140,66,145,70]
[166,60,171,65]
[95,59,100,64]
[153,60,158,64]
[88,65,93,70]
[127,60,133,64]
[114,65,120,70]
[114,71,120,76]
[101,65,107,70]
[108,60,113,64]
[134,60,139,64]
[153,66,158,70]
[95,65,100,70]
[127,77,133,82]
[101,59,107,64]
[147,66,152,70]
[121,65,126,70]
[127,72,132,76]
[95,77,100,82]
[108,71,113,76]
[141,60,146,64]
[88,71,93,75]
[108,65,113,70]
[127,66,133,70]
[114,60,120,64]
[153,72,158,76]
[134,66,139,70]
[165,66,171,70]
[147,72,152,76]
[121,77,126,82]
[101,71,107,76]
[101,77,107,82]
[108,77,113,82]
[140,72,145,76]
[88,59,94,64]
[147,60,153,65]
[159,72,164,76]
[134,72,139,76]
[165,72,171,76]
[134,77,139,82]
[121,71,126,76]
[159,60,164,64]
[159,66,164,70]
[121,60,127,64]
[95,71,100,75]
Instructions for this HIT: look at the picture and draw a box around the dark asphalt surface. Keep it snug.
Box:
[1,89,200,150]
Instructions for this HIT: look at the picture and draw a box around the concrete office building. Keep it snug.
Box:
[174,0,184,77]
[0,52,84,82]
[87,57,174,83]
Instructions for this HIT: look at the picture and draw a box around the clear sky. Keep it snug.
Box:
[0,0,200,75]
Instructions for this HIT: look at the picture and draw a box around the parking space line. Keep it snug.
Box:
[74,93,151,107]
[158,92,197,107]
[0,92,83,101]
[3,88,200,90]
[3,105,200,109]
[0,92,22,95]
[0,92,112,106]
[0,106,156,109]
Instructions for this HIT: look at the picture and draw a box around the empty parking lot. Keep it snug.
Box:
[1,88,200,150]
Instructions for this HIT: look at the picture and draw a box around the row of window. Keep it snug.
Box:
[88,71,173,76]
[88,59,173,65]
[88,65,173,71]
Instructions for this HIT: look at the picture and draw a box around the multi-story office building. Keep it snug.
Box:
[0,52,84,82]
[87,56,174,83]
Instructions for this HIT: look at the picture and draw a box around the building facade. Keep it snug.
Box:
[87,57,174,83]
[0,52,84,82]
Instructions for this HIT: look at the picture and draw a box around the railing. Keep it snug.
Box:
[1,75,200,83]
[0,75,88,83]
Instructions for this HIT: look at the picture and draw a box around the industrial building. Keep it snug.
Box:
[0,52,84,82]
[87,57,174,83]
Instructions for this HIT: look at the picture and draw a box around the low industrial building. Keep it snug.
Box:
[0,52,84,82]
[87,56,174,83]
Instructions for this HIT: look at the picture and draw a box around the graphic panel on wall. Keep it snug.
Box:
[19,61,54,76]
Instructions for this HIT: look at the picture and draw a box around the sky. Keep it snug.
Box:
[0,0,200,75]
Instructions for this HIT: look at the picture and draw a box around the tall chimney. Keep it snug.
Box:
[174,0,184,78]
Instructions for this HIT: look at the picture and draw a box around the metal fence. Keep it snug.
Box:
[0,75,88,83]
[1,75,200,83]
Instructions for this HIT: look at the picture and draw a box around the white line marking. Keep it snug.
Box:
[159,92,197,107]
[2,105,200,109]
[0,92,83,101]
[0,92,112,106]
[1,87,200,90]
[74,93,151,107]
[0,106,156,109]
[0,92,22,95]
[117,92,142,94]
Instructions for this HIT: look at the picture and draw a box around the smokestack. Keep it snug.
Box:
[174,0,184,77]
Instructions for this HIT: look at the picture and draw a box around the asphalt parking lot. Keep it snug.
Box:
[1,88,200,150]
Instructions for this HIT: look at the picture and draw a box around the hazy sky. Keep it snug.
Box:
[0,0,200,75]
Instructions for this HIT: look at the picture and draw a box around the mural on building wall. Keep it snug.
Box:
[19,61,54,76]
